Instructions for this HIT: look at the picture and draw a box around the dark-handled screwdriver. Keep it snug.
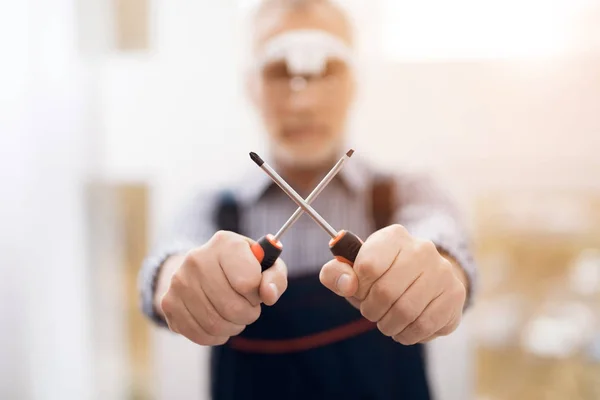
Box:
[251,149,354,270]
[250,151,363,267]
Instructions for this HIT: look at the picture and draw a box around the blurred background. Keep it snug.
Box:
[1,0,600,399]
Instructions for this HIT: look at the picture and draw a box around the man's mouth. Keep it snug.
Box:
[282,125,325,140]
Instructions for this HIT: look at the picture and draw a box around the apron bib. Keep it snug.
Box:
[209,178,430,400]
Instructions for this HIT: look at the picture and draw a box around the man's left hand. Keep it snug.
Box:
[319,224,467,345]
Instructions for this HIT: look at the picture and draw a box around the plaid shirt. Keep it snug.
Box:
[139,156,477,325]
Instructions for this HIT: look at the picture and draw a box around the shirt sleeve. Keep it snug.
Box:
[393,173,478,310]
[138,190,219,326]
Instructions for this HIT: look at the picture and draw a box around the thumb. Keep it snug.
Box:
[319,259,359,298]
[259,258,288,306]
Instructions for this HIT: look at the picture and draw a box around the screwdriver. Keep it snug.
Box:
[250,151,363,267]
[251,149,354,270]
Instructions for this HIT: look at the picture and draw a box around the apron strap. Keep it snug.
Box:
[212,190,240,233]
[371,173,397,231]
[213,174,397,233]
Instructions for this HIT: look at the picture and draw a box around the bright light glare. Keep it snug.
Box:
[381,0,591,61]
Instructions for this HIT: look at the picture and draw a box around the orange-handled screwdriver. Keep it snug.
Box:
[250,151,363,267]
[251,150,354,270]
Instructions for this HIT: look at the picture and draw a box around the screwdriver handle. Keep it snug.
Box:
[251,234,283,271]
[329,230,363,266]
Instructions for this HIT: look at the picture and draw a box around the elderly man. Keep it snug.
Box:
[139,0,477,399]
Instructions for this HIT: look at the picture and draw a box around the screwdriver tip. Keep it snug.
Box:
[346,149,354,157]
[249,152,264,166]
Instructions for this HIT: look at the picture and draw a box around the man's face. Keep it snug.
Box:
[249,3,355,169]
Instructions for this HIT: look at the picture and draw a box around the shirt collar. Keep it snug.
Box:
[234,152,373,207]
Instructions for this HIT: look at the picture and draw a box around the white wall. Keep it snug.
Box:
[0,4,32,397]
[354,57,600,211]
[95,1,600,399]
[97,3,254,398]
[0,0,95,399]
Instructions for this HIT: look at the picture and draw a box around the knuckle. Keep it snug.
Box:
[451,283,467,303]
[388,224,408,238]
[377,321,394,337]
[413,316,434,336]
[189,330,216,346]
[225,300,249,322]
[231,324,246,336]
[436,261,455,283]
[394,298,419,323]
[169,272,187,291]
[438,323,455,336]
[160,294,173,313]
[223,235,248,255]
[371,282,395,303]
[211,336,230,346]
[203,313,226,337]
[356,256,377,278]
[230,274,261,296]
[248,305,261,323]
[360,303,377,322]
[183,257,205,280]
[211,230,232,246]
[230,300,247,318]
[187,246,203,259]
[395,334,417,346]
[187,247,207,265]
[439,258,453,273]
[415,239,437,256]
[184,330,205,345]
[160,296,176,322]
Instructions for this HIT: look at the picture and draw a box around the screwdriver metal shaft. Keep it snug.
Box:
[250,152,338,238]
[251,151,365,267]
[249,150,353,270]
[274,149,353,240]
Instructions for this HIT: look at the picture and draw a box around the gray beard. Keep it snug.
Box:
[268,138,343,170]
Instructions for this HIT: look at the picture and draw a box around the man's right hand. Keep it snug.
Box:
[158,231,288,346]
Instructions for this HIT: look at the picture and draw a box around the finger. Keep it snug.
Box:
[188,249,261,326]
[360,251,424,322]
[437,312,462,336]
[420,314,461,343]
[260,258,288,306]
[393,289,458,345]
[420,333,442,343]
[376,270,444,338]
[183,293,244,338]
[319,259,359,297]
[172,271,246,337]
[160,290,228,346]
[353,224,408,301]
[213,231,263,306]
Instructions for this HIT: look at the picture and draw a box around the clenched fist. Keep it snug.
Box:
[158,231,288,346]
[320,224,467,345]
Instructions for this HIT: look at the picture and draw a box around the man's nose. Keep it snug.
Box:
[288,76,319,111]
